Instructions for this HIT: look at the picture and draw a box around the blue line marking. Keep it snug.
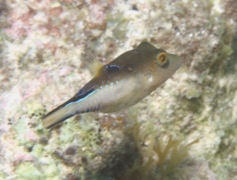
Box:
[65,89,98,107]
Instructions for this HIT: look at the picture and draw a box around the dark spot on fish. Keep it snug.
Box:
[106,64,121,73]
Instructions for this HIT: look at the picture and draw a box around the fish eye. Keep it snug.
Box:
[157,52,168,66]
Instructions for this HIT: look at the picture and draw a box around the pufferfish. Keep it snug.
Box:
[42,42,182,129]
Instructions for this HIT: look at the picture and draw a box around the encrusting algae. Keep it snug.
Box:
[42,42,181,129]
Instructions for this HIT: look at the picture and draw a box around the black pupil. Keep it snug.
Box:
[160,55,166,62]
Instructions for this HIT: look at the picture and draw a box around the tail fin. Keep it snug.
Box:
[41,100,77,129]
[42,84,97,129]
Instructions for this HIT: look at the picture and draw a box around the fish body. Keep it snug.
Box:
[42,42,182,128]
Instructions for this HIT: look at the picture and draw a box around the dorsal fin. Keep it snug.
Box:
[137,42,156,50]
[86,51,103,77]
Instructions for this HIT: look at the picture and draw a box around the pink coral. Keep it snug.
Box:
[14,152,35,163]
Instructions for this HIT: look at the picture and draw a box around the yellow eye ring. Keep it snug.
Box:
[157,52,168,66]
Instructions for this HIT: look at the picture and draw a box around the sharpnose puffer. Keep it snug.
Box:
[42,42,182,128]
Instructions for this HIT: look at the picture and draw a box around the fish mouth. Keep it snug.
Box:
[167,53,182,71]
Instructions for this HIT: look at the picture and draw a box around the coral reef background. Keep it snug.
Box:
[0,0,237,179]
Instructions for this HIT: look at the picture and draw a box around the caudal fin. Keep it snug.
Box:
[41,100,77,129]
[42,86,98,129]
